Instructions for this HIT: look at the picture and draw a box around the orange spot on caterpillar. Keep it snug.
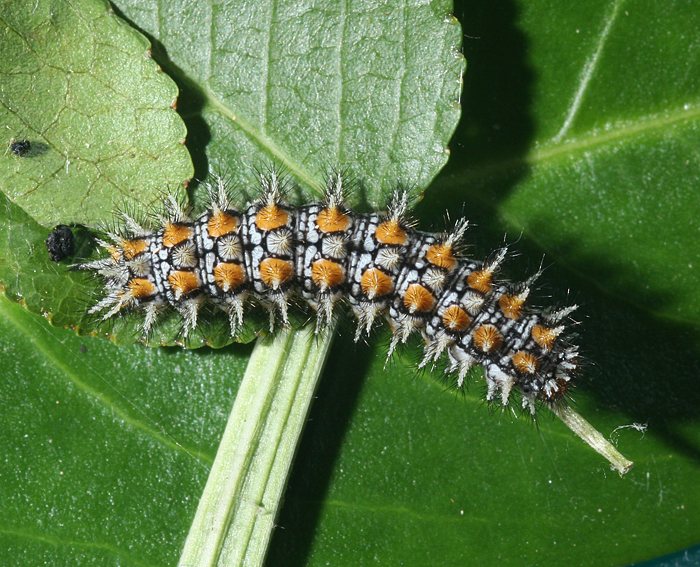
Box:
[403,283,436,313]
[499,294,525,320]
[472,324,503,353]
[316,207,350,233]
[121,239,147,260]
[442,305,471,332]
[512,351,539,374]
[260,258,294,289]
[168,270,200,298]
[213,262,246,292]
[375,220,408,245]
[467,269,493,294]
[360,268,393,299]
[532,325,560,351]
[128,278,156,300]
[208,211,237,238]
[255,204,289,231]
[108,245,122,261]
[426,243,457,270]
[311,259,345,289]
[163,223,193,248]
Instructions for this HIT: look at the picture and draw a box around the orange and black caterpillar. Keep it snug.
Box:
[80,171,579,412]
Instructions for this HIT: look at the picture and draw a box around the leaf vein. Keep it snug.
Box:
[203,88,321,192]
[381,0,409,185]
[451,104,700,188]
[336,0,348,162]
[0,527,157,567]
[552,0,625,142]
[0,301,213,466]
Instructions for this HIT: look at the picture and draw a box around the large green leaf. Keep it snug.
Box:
[113,0,463,207]
[0,294,250,566]
[423,0,700,324]
[0,0,192,227]
[1,1,699,566]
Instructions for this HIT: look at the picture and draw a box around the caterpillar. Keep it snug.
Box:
[80,171,579,413]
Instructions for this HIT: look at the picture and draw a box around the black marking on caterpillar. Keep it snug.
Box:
[79,172,579,413]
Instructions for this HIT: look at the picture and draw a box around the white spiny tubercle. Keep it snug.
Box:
[547,304,578,323]
[456,358,474,388]
[142,303,160,334]
[445,217,469,247]
[375,247,402,271]
[87,293,120,315]
[486,246,508,273]
[324,172,345,208]
[418,331,452,369]
[354,303,381,341]
[221,296,244,335]
[315,294,335,332]
[486,364,515,404]
[423,267,446,291]
[269,294,290,328]
[500,375,516,405]
[386,317,416,361]
[178,298,202,336]
[388,189,409,221]
[104,294,132,320]
[164,195,191,223]
[418,332,446,368]
[267,229,293,256]
[523,269,543,289]
[486,377,498,402]
[259,170,283,206]
[105,230,123,244]
[78,258,115,271]
[172,241,198,268]
[209,173,232,211]
[516,286,531,303]
[128,256,151,277]
[121,213,149,237]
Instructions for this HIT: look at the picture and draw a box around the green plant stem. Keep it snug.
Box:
[552,403,634,476]
[178,323,335,567]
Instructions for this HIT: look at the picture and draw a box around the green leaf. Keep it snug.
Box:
[2,1,699,566]
[0,293,250,566]
[0,0,192,228]
[112,0,463,207]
